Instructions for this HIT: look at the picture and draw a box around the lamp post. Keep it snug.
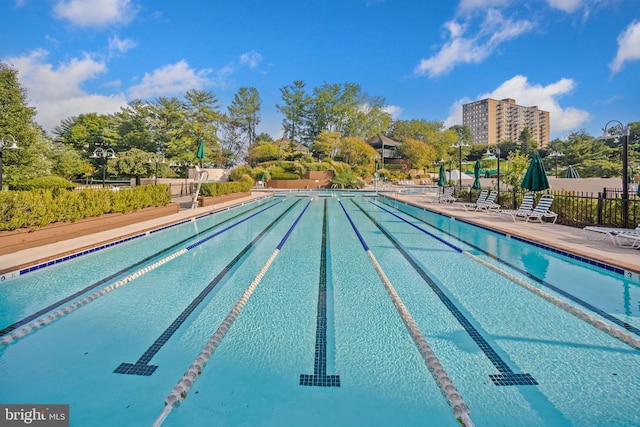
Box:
[483,147,501,204]
[548,150,564,179]
[602,120,630,228]
[149,155,165,185]
[170,160,192,196]
[452,141,469,189]
[0,135,21,190]
[90,147,117,188]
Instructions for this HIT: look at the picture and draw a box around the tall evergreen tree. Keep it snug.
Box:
[227,87,261,148]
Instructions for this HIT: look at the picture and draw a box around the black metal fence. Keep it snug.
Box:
[456,187,640,228]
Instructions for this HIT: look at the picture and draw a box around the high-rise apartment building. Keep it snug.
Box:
[462,98,550,147]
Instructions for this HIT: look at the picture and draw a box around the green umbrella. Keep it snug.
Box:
[196,138,205,166]
[472,160,482,189]
[564,164,580,179]
[521,152,550,191]
[437,163,446,187]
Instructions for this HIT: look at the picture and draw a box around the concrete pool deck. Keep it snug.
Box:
[0,191,637,279]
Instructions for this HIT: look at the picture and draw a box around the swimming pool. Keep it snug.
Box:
[0,194,638,426]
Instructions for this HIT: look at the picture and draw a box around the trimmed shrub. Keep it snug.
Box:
[0,184,171,231]
[11,175,76,191]
[199,181,252,197]
[270,172,300,180]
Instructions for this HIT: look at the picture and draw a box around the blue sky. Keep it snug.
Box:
[1,0,639,141]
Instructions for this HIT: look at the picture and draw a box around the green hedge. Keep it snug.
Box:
[0,185,171,231]
[11,175,76,191]
[199,181,252,197]
[270,172,300,180]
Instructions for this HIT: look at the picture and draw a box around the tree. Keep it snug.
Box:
[227,87,261,150]
[310,131,342,160]
[276,80,311,145]
[336,136,379,167]
[0,61,50,186]
[113,100,155,153]
[397,138,436,170]
[148,97,187,158]
[108,148,164,186]
[53,113,114,154]
[47,142,88,180]
[502,150,530,188]
[518,127,538,156]
[184,89,221,165]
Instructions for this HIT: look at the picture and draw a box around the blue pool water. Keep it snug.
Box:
[0,194,638,426]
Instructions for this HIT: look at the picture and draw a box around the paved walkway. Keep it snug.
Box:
[0,193,268,274]
[390,193,639,276]
[1,191,637,278]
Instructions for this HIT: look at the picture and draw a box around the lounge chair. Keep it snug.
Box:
[455,189,488,210]
[437,187,456,203]
[616,231,640,249]
[476,190,500,212]
[583,224,640,245]
[523,194,558,223]
[499,193,535,222]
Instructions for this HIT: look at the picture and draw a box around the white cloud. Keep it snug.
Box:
[415,9,534,78]
[239,51,263,69]
[445,75,591,134]
[53,0,136,27]
[127,60,212,99]
[6,49,106,101]
[108,35,137,56]
[546,0,582,13]
[457,0,510,13]
[609,19,640,74]
[3,49,127,132]
[383,105,403,120]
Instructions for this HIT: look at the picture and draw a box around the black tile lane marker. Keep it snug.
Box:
[351,199,537,387]
[0,199,279,339]
[300,199,340,387]
[152,201,313,427]
[114,200,300,376]
[375,199,640,340]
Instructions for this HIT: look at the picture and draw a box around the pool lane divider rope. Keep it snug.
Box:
[338,200,474,427]
[355,201,537,387]
[0,199,280,341]
[383,199,640,339]
[114,200,301,376]
[0,200,285,348]
[300,199,340,387]
[371,199,640,350]
[152,201,312,427]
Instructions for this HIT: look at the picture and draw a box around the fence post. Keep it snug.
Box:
[597,192,603,225]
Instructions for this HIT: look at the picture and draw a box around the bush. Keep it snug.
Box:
[230,166,253,181]
[11,175,76,191]
[0,184,171,231]
[199,181,252,197]
[270,172,300,180]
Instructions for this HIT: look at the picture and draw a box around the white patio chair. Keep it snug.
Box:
[523,194,558,223]
[499,193,536,222]
[437,186,456,203]
[583,224,640,245]
[476,190,500,212]
[455,189,488,211]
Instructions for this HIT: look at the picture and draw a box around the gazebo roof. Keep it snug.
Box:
[365,134,401,149]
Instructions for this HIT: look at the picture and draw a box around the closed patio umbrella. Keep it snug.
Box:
[521,152,550,191]
[472,160,482,189]
[438,163,446,187]
[196,138,205,167]
[564,164,580,179]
